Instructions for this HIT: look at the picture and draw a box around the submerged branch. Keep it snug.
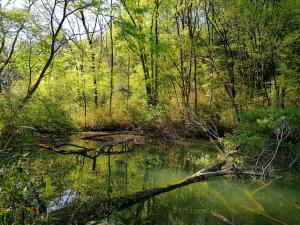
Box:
[38,139,134,158]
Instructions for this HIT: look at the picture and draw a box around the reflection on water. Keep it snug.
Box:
[47,189,77,213]
[29,133,300,225]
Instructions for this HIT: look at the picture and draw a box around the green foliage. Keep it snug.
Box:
[0,0,299,223]
[137,150,166,169]
[223,108,300,165]
[0,156,49,225]
[0,9,30,24]
[20,96,77,134]
[138,104,168,131]
[0,0,300,145]
[0,96,77,149]
[141,104,167,123]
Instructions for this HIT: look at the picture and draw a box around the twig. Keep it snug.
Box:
[263,120,292,175]
[289,150,300,168]
[211,211,235,225]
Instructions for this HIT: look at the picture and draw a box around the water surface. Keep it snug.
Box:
[29,133,300,225]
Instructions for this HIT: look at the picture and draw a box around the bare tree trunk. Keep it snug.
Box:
[154,0,159,101]
[92,49,98,108]
[127,56,131,110]
[80,63,87,129]
[80,10,99,109]
[194,49,198,114]
[109,0,114,118]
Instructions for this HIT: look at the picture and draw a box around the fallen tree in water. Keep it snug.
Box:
[49,161,279,224]
[38,139,134,158]
[39,139,135,172]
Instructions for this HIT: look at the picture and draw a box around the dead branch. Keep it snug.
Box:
[263,120,292,175]
[289,150,300,168]
[190,115,237,172]
[38,139,134,158]
[211,211,235,225]
[255,142,276,166]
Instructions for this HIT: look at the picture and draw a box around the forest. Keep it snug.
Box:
[0,0,300,224]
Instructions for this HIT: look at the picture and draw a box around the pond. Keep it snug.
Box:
[28,132,300,225]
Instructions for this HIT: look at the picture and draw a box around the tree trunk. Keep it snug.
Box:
[127,56,131,109]
[154,0,159,101]
[109,0,114,118]
[194,50,198,114]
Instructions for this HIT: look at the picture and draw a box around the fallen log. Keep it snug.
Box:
[96,139,134,153]
[38,144,94,154]
[38,139,134,157]
[49,161,276,224]
[114,170,235,211]
[199,160,226,173]
[82,132,127,140]
[37,144,95,159]
[82,132,144,140]
[51,170,230,223]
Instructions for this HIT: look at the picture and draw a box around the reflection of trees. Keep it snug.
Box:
[39,142,218,206]
[136,147,167,170]
[113,180,212,225]
[30,139,296,225]
[133,167,152,225]
[114,158,128,195]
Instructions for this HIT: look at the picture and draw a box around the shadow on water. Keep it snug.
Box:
[28,133,300,225]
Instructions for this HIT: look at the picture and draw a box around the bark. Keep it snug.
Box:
[80,10,99,108]
[81,63,87,129]
[154,0,159,101]
[127,56,131,109]
[109,0,114,118]
[194,49,198,113]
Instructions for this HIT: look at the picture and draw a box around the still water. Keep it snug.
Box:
[29,132,300,225]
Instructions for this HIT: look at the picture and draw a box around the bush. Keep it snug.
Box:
[0,156,49,225]
[138,104,168,132]
[0,95,77,149]
[19,96,77,134]
[223,108,300,167]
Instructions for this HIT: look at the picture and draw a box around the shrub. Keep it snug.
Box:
[223,108,300,168]
[0,156,49,224]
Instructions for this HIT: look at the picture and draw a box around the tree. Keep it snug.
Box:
[0,0,98,148]
[117,0,161,107]
[0,0,32,94]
